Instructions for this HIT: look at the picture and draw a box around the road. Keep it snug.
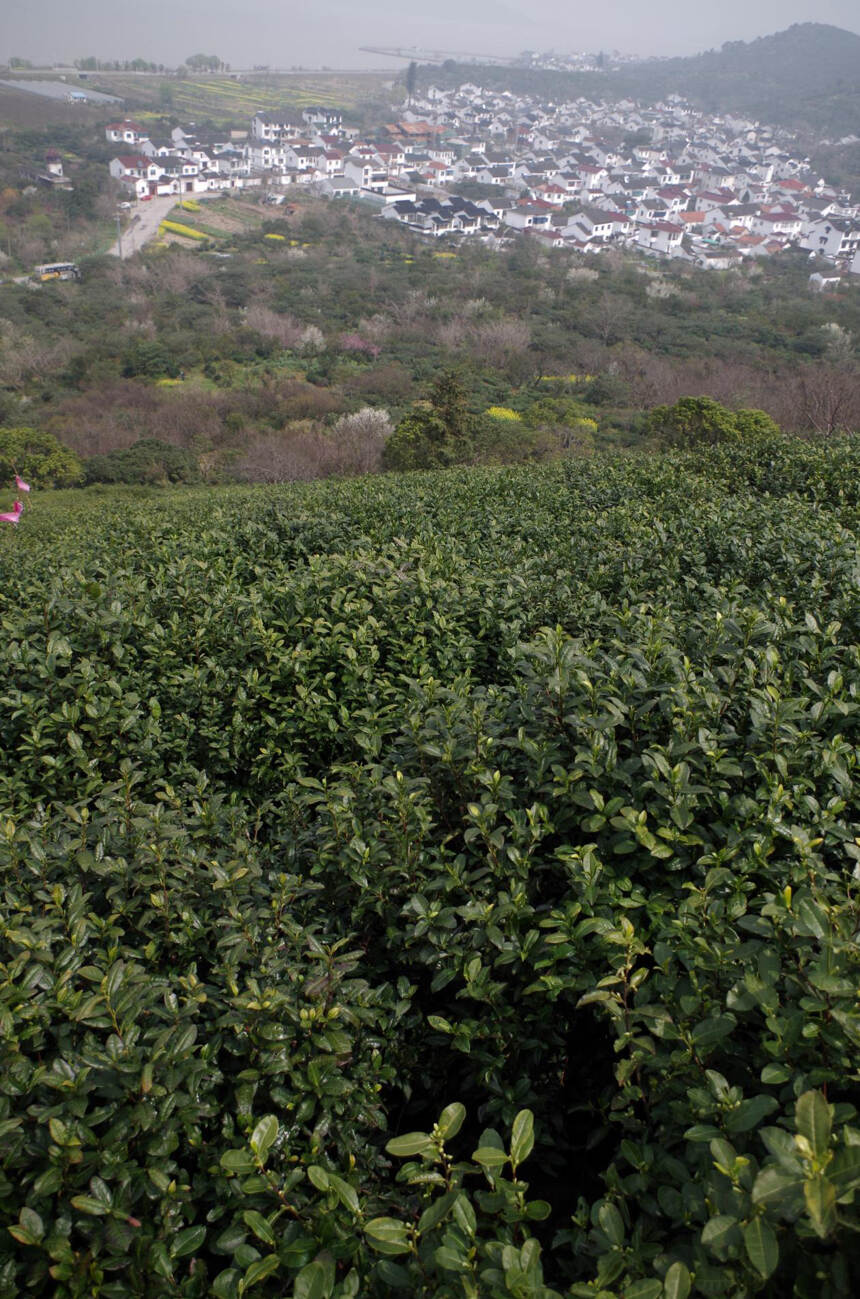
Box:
[107,196,177,259]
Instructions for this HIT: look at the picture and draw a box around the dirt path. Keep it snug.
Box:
[106,196,176,259]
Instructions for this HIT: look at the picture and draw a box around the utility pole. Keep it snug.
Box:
[116,211,123,260]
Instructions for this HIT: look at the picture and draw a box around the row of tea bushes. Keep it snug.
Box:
[0,438,858,1296]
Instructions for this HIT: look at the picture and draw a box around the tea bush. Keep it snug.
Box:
[0,438,858,1297]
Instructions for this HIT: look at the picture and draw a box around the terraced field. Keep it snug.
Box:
[87,72,394,123]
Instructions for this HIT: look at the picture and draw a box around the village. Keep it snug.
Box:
[104,82,860,277]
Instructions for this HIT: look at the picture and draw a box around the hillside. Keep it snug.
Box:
[641,23,860,136]
[421,23,860,137]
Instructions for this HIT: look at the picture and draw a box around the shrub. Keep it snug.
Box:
[338,334,381,359]
[485,406,523,422]
[522,396,592,430]
[581,372,631,406]
[83,438,201,486]
[734,407,781,439]
[121,340,180,381]
[159,219,208,241]
[472,419,560,464]
[0,445,860,1295]
[647,396,783,448]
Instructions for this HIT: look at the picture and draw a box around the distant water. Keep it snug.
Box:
[0,79,122,103]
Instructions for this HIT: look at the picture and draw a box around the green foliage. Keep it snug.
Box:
[121,341,182,381]
[383,374,571,471]
[84,439,201,486]
[521,397,588,430]
[520,397,598,452]
[383,372,482,471]
[581,373,631,407]
[381,408,459,470]
[1,436,860,1296]
[185,53,224,72]
[0,426,83,487]
[733,407,782,439]
[648,397,781,448]
[472,419,562,465]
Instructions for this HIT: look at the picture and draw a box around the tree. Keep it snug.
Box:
[330,407,392,474]
[428,371,471,440]
[185,53,222,73]
[0,427,83,487]
[405,61,418,105]
[382,372,478,472]
[795,364,860,435]
[819,322,855,368]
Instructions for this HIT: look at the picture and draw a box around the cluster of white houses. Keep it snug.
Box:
[106,86,860,274]
[107,119,261,197]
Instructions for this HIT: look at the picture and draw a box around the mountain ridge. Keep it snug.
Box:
[634,22,860,132]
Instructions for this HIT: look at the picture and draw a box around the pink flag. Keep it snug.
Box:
[0,501,23,524]
[14,474,30,493]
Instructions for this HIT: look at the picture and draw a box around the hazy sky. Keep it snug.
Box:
[4,0,859,68]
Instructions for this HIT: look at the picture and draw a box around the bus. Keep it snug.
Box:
[34,262,80,283]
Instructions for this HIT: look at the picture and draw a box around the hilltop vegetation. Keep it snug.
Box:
[422,24,860,138]
[1,439,859,1297]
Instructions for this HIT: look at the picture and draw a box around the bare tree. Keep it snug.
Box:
[471,318,532,370]
[589,292,626,347]
[233,428,338,483]
[244,305,305,349]
[795,364,860,436]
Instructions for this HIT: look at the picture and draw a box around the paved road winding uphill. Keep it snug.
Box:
[107,196,177,259]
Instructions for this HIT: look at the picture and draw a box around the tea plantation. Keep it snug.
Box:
[1,440,859,1299]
